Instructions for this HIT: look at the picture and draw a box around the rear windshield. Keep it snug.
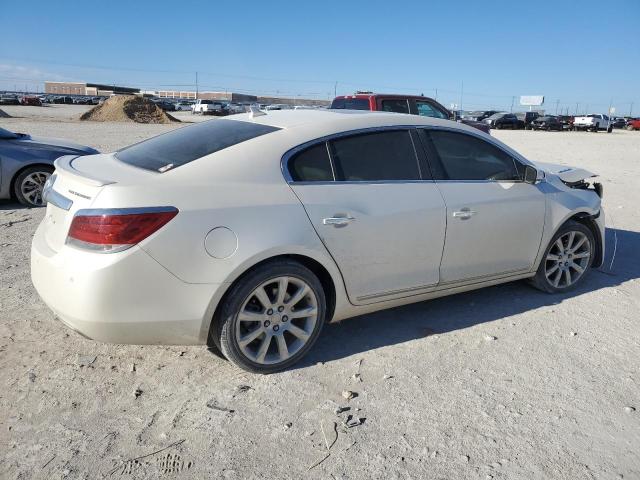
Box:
[116,120,280,172]
[330,98,370,110]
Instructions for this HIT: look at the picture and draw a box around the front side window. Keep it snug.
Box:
[380,99,410,114]
[427,130,521,181]
[288,143,333,181]
[416,101,448,119]
[329,130,420,181]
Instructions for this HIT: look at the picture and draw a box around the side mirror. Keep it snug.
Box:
[524,165,539,184]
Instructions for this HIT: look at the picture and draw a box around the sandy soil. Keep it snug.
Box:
[1,107,639,479]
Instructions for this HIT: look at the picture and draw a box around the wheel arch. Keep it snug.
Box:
[204,252,340,347]
[536,209,604,271]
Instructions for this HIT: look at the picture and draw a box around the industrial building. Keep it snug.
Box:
[44,81,328,106]
[45,81,140,96]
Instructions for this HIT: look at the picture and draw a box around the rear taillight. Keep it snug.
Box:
[66,207,178,253]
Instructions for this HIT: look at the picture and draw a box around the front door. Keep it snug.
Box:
[420,128,546,283]
[287,129,447,304]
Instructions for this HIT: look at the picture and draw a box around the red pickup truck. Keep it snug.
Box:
[330,93,490,134]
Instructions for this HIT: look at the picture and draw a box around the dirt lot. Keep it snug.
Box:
[1,105,639,479]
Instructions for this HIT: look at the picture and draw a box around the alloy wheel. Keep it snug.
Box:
[235,276,319,365]
[544,231,591,288]
[20,171,50,206]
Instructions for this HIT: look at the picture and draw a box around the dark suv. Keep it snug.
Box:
[484,112,520,129]
[516,112,540,130]
[330,93,490,134]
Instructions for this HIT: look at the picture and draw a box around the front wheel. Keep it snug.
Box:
[530,221,595,293]
[213,261,326,373]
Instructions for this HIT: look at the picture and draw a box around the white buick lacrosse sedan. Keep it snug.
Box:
[31,109,604,373]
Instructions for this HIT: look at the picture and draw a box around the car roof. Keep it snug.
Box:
[334,93,432,101]
[227,108,463,131]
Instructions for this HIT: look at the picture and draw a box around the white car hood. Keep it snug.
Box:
[531,161,597,183]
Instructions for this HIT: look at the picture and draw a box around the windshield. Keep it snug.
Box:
[116,119,281,172]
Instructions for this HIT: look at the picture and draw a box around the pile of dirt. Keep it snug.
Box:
[80,95,179,124]
[0,108,11,118]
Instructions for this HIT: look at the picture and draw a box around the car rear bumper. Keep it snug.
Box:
[30,221,218,345]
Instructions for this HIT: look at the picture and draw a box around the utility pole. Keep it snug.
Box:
[575,103,579,115]
[435,88,438,101]
[555,99,560,115]
[510,96,515,112]
[195,72,199,99]
[630,102,634,116]
[459,80,464,111]
[334,81,337,98]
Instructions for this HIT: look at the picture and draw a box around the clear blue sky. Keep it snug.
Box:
[1,0,639,114]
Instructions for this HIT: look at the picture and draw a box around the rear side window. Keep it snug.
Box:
[381,99,410,114]
[117,120,280,172]
[427,130,521,181]
[330,98,371,110]
[289,143,333,181]
[329,130,420,181]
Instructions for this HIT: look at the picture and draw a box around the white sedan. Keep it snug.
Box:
[31,110,605,373]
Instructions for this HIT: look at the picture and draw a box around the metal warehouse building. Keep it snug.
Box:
[44,81,140,96]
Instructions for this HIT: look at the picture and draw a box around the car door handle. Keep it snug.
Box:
[452,209,477,220]
[323,216,355,226]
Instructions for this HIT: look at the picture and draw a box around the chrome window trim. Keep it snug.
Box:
[281,125,427,184]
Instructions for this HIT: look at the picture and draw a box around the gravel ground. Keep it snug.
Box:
[1,106,639,479]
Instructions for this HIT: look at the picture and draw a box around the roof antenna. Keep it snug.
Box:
[249,105,266,118]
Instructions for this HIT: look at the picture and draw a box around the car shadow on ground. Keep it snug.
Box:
[293,227,640,369]
[0,200,33,211]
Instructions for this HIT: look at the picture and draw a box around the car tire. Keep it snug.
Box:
[213,260,327,373]
[13,165,54,207]
[530,220,595,293]
[607,126,613,133]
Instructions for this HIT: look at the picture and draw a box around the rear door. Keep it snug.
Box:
[419,128,545,283]
[287,128,446,304]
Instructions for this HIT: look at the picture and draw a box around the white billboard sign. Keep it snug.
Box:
[520,95,544,106]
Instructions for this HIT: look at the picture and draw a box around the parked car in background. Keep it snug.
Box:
[484,112,520,129]
[52,96,74,104]
[611,117,627,129]
[227,103,247,114]
[516,112,540,130]
[20,95,42,106]
[573,114,612,132]
[31,109,604,373]
[557,115,574,130]
[153,99,176,112]
[626,119,640,131]
[330,93,490,134]
[0,127,98,206]
[0,94,20,105]
[174,101,193,111]
[531,115,563,131]
[461,110,501,122]
[192,99,225,115]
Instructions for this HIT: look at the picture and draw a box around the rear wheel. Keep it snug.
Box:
[530,221,595,293]
[213,260,326,373]
[13,166,53,207]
